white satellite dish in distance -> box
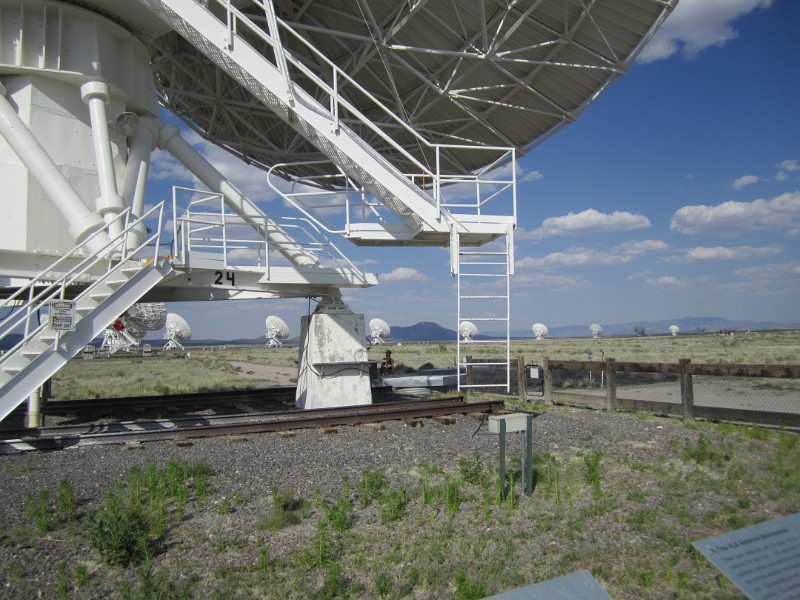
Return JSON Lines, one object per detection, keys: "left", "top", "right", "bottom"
{"left": 459, "top": 321, "right": 478, "bottom": 342}
{"left": 266, "top": 315, "right": 290, "bottom": 348}
{"left": 532, "top": 323, "right": 548, "bottom": 340}
{"left": 589, "top": 324, "right": 603, "bottom": 339}
{"left": 669, "top": 325, "right": 680, "bottom": 336}
{"left": 369, "top": 318, "right": 390, "bottom": 345}
{"left": 164, "top": 313, "right": 192, "bottom": 350}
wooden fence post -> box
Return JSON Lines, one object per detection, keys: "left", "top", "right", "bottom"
{"left": 543, "top": 356, "right": 552, "bottom": 404}
{"left": 680, "top": 358, "right": 694, "bottom": 420}
{"left": 605, "top": 358, "right": 617, "bottom": 411}
{"left": 517, "top": 355, "right": 526, "bottom": 403}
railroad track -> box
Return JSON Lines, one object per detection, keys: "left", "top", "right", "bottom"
{"left": 1, "top": 397, "right": 504, "bottom": 454}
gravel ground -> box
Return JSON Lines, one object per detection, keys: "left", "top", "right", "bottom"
{"left": 0, "top": 405, "right": 785, "bottom": 599}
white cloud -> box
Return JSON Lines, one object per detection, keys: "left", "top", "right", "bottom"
{"left": 379, "top": 267, "right": 429, "bottom": 282}
{"left": 733, "top": 175, "right": 759, "bottom": 190}
{"left": 667, "top": 245, "right": 783, "bottom": 263}
{"left": 670, "top": 191, "right": 800, "bottom": 235}
{"left": 516, "top": 239, "right": 667, "bottom": 271}
{"left": 521, "top": 209, "right": 651, "bottom": 240}
{"left": 513, "top": 273, "right": 589, "bottom": 291}
{"left": 645, "top": 275, "right": 690, "bottom": 290}
{"left": 777, "top": 159, "right": 800, "bottom": 182}
{"left": 520, "top": 170, "right": 544, "bottom": 183}
{"left": 639, "top": 0, "right": 773, "bottom": 63}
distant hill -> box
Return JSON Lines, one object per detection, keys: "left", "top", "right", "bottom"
{"left": 507, "top": 316, "right": 800, "bottom": 339}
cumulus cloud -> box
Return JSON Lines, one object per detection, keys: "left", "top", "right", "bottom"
{"left": 670, "top": 191, "right": 800, "bottom": 235}
{"left": 513, "top": 273, "right": 590, "bottom": 291}
{"left": 521, "top": 209, "right": 651, "bottom": 240}
{"left": 639, "top": 0, "right": 773, "bottom": 63}
{"left": 379, "top": 267, "right": 429, "bottom": 282}
{"left": 645, "top": 275, "right": 690, "bottom": 290}
{"left": 666, "top": 245, "right": 783, "bottom": 263}
{"left": 733, "top": 175, "right": 759, "bottom": 190}
{"left": 520, "top": 169, "right": 544, "bottom": 183}
{"left": 516, "top": 239, "right": 667, "bottom": 271}
{"left": 777, "top": 159, "right": 800, "bottom": 182}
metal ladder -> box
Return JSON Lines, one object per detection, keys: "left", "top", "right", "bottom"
{"left": 455, "top": 227, "right": 514, "bottom": 393}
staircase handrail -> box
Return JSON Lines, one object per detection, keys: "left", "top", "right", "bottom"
{"left": 0, "top": 203, "right": 165, "bottom": 361}
{"left": 204, "top": 0, "right": 516, "bottom": 215}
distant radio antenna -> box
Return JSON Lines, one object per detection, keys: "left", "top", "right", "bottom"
{"left": 532, "top": 323, "right": 548, "bottom": 340}
{"left": 589, "top": 324, "right": 603, "bottom": 339}
{"left": 669, "top": 325, "right": 680, "bottom": 336}
{"left": 265, "top": 315, "right": 290, "bottom": 348}
{"left": 164, "top": 313, "right": 192, "bottom": 350}
{"left": 369, "top": 318, "right": 390, "bottom": 345}
{"left": 459, "top": 321, "right": 478, "bottom": 342}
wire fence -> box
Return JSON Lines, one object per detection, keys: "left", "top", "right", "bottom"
{"left": 468, "top": 356, "right": 800, "bottom": 429}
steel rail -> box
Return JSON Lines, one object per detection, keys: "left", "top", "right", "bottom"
{"left": 1, "top": 398, "right": 503, "bottom": 453}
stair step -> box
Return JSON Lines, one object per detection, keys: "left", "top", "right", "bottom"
{"left": 90, "top": 292, "right": 111, "bottom": 302}
{"left": 21, "top": 350, "right": 41, "bottom": 358}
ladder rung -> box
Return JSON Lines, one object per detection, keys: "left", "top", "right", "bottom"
{"left": 459, "top": 251, "right": 508, "bottom": 256}
{"left": 460, "top": 384, "right": 511, "bottom": 389}
{"left": 459, "top": 273, "right": 506, "bottom": 278}
{"left": 460, "top": 295, "right": 508, "bottom": 299}
{"left": 463, "top": 361, "right": 510, "bottom": 367}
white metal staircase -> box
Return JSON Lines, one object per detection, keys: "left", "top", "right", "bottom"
{"left": 0, "top": 204, "right": 173, "bottom": 423}
{"left": 138, "top": 0, "right": 516, "bottom": 247}
{"left": 455, "top": 229, "right": 514, "bottom": 392}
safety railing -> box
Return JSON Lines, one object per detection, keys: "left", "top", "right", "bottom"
{"left": 171, "top": 187, "right": 367, "bottom": 278}
{"left": 0, "top": 203, "right": 166, "bottom": 361}
{"left": 206, "top": 0, "right": 517, "bottom": 224}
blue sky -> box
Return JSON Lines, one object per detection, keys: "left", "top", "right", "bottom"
{"left": 148, "top": 0, "right": 800, "bottom": 341}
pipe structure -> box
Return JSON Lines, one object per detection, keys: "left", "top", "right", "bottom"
{"left": 0, "top": 83, "right": 110, "bottom": 254}
{"left": 157, "top": 123, "right": 319, "bottom": 268}
{"left": 121, "top": 117, "right": 160, "bottom": 249}
{"left": 81, "top": 81, "right": 126, "bottom": 238}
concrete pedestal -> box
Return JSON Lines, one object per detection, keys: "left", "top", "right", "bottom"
{"left": 295, "top": 302, "right": 372, "bottom": 409}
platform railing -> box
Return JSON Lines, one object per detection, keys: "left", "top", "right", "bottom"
{"left": 171, "top": 187, "right": 367, "bottom": 278}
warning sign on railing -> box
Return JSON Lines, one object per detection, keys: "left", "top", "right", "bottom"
{"left": 49, "top": 300, "right": 76, "bottom": 331}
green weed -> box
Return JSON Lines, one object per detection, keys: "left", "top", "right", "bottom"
{"left": 584, "top": 451, "right": 603, "bottom": 499}
{"left": 323, "top": 478, "right": 354, "bottom": 532}
{"left": 259, "top": 488, "right": 306, "bottom": 530}
{"left": 24, "top": 490, "right": 55, "bottom": 533}
{"left": 84, "top": 487, "right": 151, "bottom": 566}
{"left": 453, "top": 569, "right": 488, "bottom": 600}
{"left": 379, "top": 486, "right": 410, "bottom": 523}
{"left": 356, "top": 469, "right": 386, "bottom": 508}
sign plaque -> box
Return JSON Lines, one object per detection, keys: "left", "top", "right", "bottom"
{"left": 693, "top": 512, "right": 800, "bottom": 600}
{"left": 49, "top": 299, "right": 76, "bottom": 332}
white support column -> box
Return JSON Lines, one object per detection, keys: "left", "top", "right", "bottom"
{"left": 157, "top": 122, "right": 319, "bottom": 268}
{"left": 81, "top": 81, "right": 126, "bottom": 238}
{"left": 0, "top": 83, "right": 110, "bottom": 254}
{"left": 121, "top": 117, "right": 159, "bottom": 249}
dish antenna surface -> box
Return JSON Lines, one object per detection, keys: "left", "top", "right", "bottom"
{"left": 164, "top": 313, "right": 192, "bottom": 350}
{"left": 669, "top": 325, "right": 680, "bottom": 336}
{"left": 532, "top": 323, "right": 549, "bottom": 340}
{"left": 459, "top": 321, "right": 478, "bottom": 342}
{"left": 589, "top": 324, "right": 603, "bottom": 339}
{"left": 126, "top": 303, "right": 168, "bottom": 333}
{"left": 265, "top": 316, "right": 290, "bottom": 348}
{"left": 369, "top": 318, "right": 391, "bottom": 345}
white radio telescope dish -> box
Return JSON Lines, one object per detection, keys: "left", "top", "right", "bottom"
{"left": 100, "top": 318, "right": 138, "bottom": 354}
{"left": 265, "top": 316, "right": 290, "bottom": 348}
{"left": 369, "top": 318, "right": 391, "bottom": 345}
{"left": 589, "top": 324, "right": 603, "bottom": 339}
{"left": 164, "top": 313, "right": 192, "bottom": 350}
{"left": 669, "top": 325, "right": 680, "bottom": 336}
{"left": 125, "top": 303, "right": 167, "bottom": 332}
{"left": 459, "top": 321, "right": 478, "bottom": 342}
{"left": 532, "top": 323, "right": 549, "bottom": 340}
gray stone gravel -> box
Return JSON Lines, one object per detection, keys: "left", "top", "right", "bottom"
{"left": 0, "top": 408, "right": 689, "bottom": 598}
